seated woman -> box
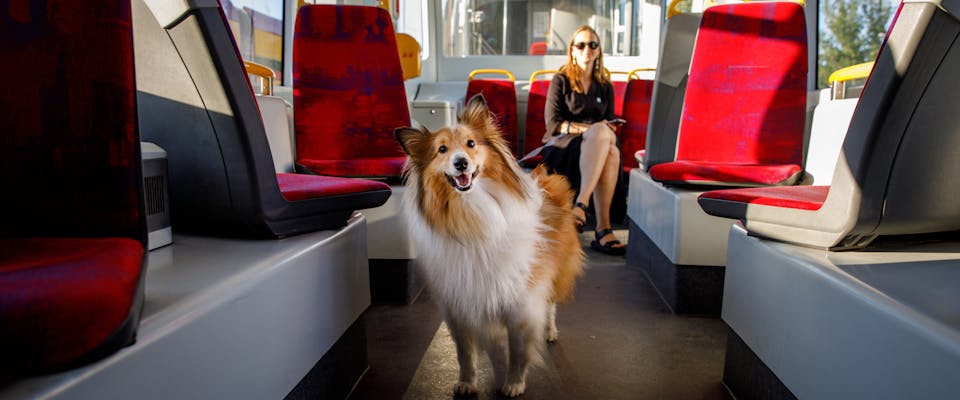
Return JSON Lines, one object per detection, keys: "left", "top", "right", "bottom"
{"left": 541, "top": 25, "right": 626, "bottom": 256}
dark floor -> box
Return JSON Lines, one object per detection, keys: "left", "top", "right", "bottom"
{"left": 348, "top": 230, "right": 732, "bottom": 400}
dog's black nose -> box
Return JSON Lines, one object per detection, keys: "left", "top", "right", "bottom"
{"left": 454, "top": 157, "right": 468, "bottom": 172}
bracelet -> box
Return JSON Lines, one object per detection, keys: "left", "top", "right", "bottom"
{"left": 565, "top": 122, "right": 571, "bottom": 135}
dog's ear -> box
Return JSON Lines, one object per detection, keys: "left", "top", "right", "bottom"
{"left": 395, "top": 127, "right": 429, "bottom": 156}
{"left": 460, "top": 94, "right": 492, "bottom": 129}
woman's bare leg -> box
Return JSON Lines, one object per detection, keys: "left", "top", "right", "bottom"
{"left": 592, "top": 142, "right": 624, "bottom": 248}
{"left": 575, "top": 124, "right": 615, "bottom": 208}
{"left": 574, "top": 124, "right": 624, "bottom": 247}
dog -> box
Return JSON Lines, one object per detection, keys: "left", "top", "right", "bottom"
{"left": 394, "top": 95, "right": 585, "bottom": 397}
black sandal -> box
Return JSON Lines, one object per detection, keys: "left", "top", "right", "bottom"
{"left": 573, "top": 202, "right": 589, "bottom": 233}
{"left": 591, "top": 228, "right": 626, "bottom": 256}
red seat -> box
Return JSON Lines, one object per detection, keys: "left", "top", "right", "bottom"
{"left": 136, "top": 3, "right": 392, "bottom": 238}
{"left": 612, "top": 81, "right": 628, "bottom": 119}
{"left": 294, "top": 5, "right": 411, "bottom": 178}
{"left": 0, "top": 0, "right": 146, "bottom": 374}
{"left": 648, "top": 2, "right": 807, "bottom": 187}
{"left": 466, "top": 69, "right": 519, "bottom": 155}
{"left": 698, "top": 2, "right": 960, "bottom": 249}
{"left": 619, "top": 77, "right": 655, "bottom": 171}
{"left": 521, "top": 70, "right": 556, "bottom": 165}
{"left": 529, "top": 41, "right": 547, "bottom": 55}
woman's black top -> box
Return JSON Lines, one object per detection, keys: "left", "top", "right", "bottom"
{"left": 543, "top": 72, "right": 615, "bottom": 143}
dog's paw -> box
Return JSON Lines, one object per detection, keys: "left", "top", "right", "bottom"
{"left": 453, "top": 381, "right": 478, "bottom": 395}
{"left": 501, "top": 382, "right": 526, "bottom": 397}
{"left": 546, "top": 327, "right": 559, "bottom": 343}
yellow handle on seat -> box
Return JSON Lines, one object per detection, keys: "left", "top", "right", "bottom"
{"left": 608, "top": 70, "right": 630, "bottom": 81}
{"left": 828, "top": 61, "right": 874, "bottom": 84}
{"left": 244, "top": 60, "right": 275, "bottom": 96}
{"left": 667, "top": 0, "right": 687, "bottom": 19}
{"left": 670, "top": 0, "right": 805, "bottom": 19}
{"left": 628, "top": 68, "right": 656, "bottom": 81}
{"left": 468, "top": 69, "right": 515, "bottom": 81}
{"left": 529, "top": 69, "right": 557, "bottom": 82}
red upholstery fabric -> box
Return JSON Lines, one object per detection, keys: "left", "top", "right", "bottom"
{"left": 612, "top": 80, "right": 628, "bottom": 118}
{"left": 0, "top": 238, "right": 143, "bottom": 372}
{"left": 529, "top": 42, "right": 547, "bottom": 55}
{"left": 277, "top": 173, "right": 391, "bottom": 202}
{"left": 0, "top": 0, "right": 145, "bottom": 374}
{"left": 660, "top": 2, "right": 807, "bottom": 186}
{"left": 523, "top": 79, "right": 552, "bottom": 156}
{"left": 297, "top": 157, "right": 407, "bottom": 178}
{"left": 699, "top": 186, "right": 829, "bottom": 211}
{"left": 293, "top": 5, "right": 410, "bottom": 178}
{"left": 649, "top": 161, "right": 802, "bottom": 186}
{"left": 1, "top": 0, "right": 142, "bottom": 239}
{"left": 466, "top": 79, "right": 518, "bottom": 155}
{"left": 620, "top": 79, "right": 654, "bottom": 171}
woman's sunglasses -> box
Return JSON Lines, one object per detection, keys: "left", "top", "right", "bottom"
{"left": 574, "top": 41, "right": 600, "bottom": 50}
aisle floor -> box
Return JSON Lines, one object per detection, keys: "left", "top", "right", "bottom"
{"left": 349, "top": 230, "right": 731, "bottom": 400}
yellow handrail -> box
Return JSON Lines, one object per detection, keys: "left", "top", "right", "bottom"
{"left": 666, "top": 0, "right": 687, "bottom": 19}
{"left": 628, "top": 68, "right": 656, "bottom": 81}
{"left": 669, "top": 0, "right": 804, "bottom": 19}
{"left": 528, "top": 69, "right": 557, "bottom": 82}
{"left": 243, "top": 60, "right": 275, "bottom": 96}
{"left": 608, "top": 70, "right": 630, "bottom": 81}
{"left": 828, "top": 61, "right": 874, "bottom": 84}
{"left": 468, "top": 69, "right": 515, "bottom": 81}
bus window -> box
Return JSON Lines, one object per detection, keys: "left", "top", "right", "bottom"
{"left": 441, "top": 0, "right": 649, "bottom": 57}
{"left": 224, "top": 0, "right": 285, "bottom": 83}
{"left": 399, "top": 0, "right": 431, "bottom": 61}
{"left": 817, "top": 0, "right": 895, "bottom": 88}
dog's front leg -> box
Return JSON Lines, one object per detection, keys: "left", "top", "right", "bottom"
{"left": 446, "top": 318, "right": 479, "bottom": 395}
{"left": 502, "top": 323, "right": 533, "bottom": 397}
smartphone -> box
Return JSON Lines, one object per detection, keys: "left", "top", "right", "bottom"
{"left": 609, "top": 118, "right": 627, "bottom": 126}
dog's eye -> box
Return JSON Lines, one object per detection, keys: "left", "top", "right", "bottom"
{"left": 438, "top": 145, "right": 447, "bottom": 154}
{"left": 466, "top": 140, "right": 476, "bottom": 148}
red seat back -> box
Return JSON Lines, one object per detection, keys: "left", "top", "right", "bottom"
{"left": 466, "top": 79, "right": 518, "bottom": 155}
{"left": 676, "top": 2, "right": 807, "bottom": 166}
{"left": 1, "top": 0, "right": 144, "bottom": 240}
{"left": 293, "top": 5, "right": 410, "bottom": 177}
{"left": 620, "top": 79, "right": 655, "bottom": 171}
{"left": 524, "top": 77, "right": 554, "bottom": 156}
{"left": 612, "top": 80, "right": 628, "bottom": 118}
{"left": 0, "top": 0, "right": 146, "bottom": 374}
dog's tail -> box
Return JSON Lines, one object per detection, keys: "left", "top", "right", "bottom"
{"left": 531, "top": 165, "right": 586, "bottom": 303}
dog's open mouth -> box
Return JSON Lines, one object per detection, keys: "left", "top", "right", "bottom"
{"left": 447, "top": 170, "right": 479, "bottom": 191}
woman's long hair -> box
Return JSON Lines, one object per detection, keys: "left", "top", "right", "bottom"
{"left": 560, "top": 25, "right": 608, "bottom": 93}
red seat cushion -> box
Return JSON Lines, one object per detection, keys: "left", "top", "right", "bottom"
{"left": 620, "top": 79, "right": 654, "bottom": 171}
{"left": 612, "top": 80, "right": 628, "bottom": 118}
{"left": 276, "top": 173, "right": 392, "bottom": 202}
{"left": 665, "top": 2, "right": 807, "bottom": 186}
{"left": 523, "top": 79, "right": 552, "bottom": 156}
{"left": 296, "top": 157, "right": 406, "bottom": 179}
{"left": 466, "top": 79, "right": 518, "bottom": 154}
{"left": 699, "top": 185, "right": 829, "bottom": 211}
{"left": 0, "top": 238, "right": 144, "bottom": 372}
{"left": 293, "top": 5, "right": 410, "bottom": 178}
{"left": 648, "top": 161, "right": 802, "bottom": 186}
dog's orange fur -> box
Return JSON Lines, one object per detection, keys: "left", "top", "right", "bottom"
{"left": 396, "top": 96, "right": 584, "bottom": 397}
{"left": 529, "top": 165, "right": 584, "bottom": 303}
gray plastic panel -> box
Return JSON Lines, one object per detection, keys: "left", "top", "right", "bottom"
{"left": 643, "top": 13, "right": 700, "bottom": 169}
{"left": 723, "top": 224, "right": 960, "bottom": 400}
{"left": 1, "top": 216, "right": 372, "bottom": 399}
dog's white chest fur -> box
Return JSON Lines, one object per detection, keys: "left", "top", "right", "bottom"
{"left": 403, "top": 174, "right": 547, "bottom": 326}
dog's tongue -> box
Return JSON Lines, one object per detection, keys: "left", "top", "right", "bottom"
{"left": 455, "top": 173, "right": 472, "bottom": 188}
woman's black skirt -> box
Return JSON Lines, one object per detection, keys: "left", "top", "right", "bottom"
{"left": 540, "top": 136, "right": 627, "bottom": 223}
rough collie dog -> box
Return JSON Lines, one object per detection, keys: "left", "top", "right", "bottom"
{"left": 395, "top": 95, "right": 585, "bottom": 397}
